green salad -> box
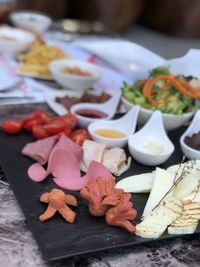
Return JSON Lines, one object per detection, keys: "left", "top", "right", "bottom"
{"left": 122, "top": 67, "right": 198, "bottom": 115}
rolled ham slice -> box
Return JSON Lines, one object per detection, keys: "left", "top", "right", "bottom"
{"left": 27, "top": 135, "right": 83, "bottom": 182}
{"left": 22, "top": 135, "right": 58, "bottom": 165}
{"left": 55, "top": 135, "right": 83, "bottom": 161}
{"left": 28, "top": 146, "right": 112, "bottom": 190}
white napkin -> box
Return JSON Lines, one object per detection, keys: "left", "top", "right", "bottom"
{"left": 164, "top": 49, "right": 200, "bottom": 79}
{"left": 75, "top": 39, "right": 166, "bottom": 81}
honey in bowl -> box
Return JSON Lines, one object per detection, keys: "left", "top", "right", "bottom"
{"left": 94, "top": 129, "right": 126, "bottom": 139}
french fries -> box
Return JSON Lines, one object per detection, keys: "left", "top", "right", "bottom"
{"left": 17, "top": 41, "right": 68, "bottom": 77}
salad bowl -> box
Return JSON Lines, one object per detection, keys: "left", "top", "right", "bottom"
{"left": 122, "top": 66, "right": 197, "bottom": 131}
{"left": 122, "top": 97, "right": 194, "bottom": 131}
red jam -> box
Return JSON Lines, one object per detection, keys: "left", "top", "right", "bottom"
{"left": 75, "top": 109, "right": 108, "bottom": 119}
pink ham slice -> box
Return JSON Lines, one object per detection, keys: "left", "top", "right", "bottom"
{"left": 55, "top": 135, "right": 83, "bottom": 161}
{"left": 28, "top": 145, "right": 112, "bottom": 190}
{"left": 28, "top": 135, "right": 83, "bottom": 182}
{"left": 22, "top": 135, "right": 58, "bottom": 165}
{"left": 53, "top": 160, "right": 112, "bottom": 190}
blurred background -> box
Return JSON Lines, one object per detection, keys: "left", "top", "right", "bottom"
{"left": 1, "top": 0, "right": 200, "bottom": 58}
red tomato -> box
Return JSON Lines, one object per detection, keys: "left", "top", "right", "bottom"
{"left": 59, "top": 127, "right": 72, "bottom": 137}
{"left": 71, "top": 129, "right": 90, "bottom": 146}
{"left": 32, "top": 125, "right": 48, "bottom": 139}
{"left": 33, "top": 109, "right": 50, "bottom": 123}
{"left": 22, "top": 113, "right": 36, "bottom": 125}
{"left": 2, "top": 119, "right": 23, "bottom": 134}
{"left": 23, "top": 109, "right": 50, "bottom": 125}
{"left": 43, "top": 119, "right": 66, "bottom": 135}
{"left": 23, "top": 118, "right": 44, "bottom": 132}
{"left": 61, "top": 113, "right": 77, "bottom": 129}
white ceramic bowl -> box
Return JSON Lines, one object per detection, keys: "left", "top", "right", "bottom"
{"left": 122, "top": 97, "right": 194, "bottom": 131}
{"left": 0, "top": 26, "right": 36, "bottom": 55}
{"left": 88, "top": 106, "right": 140, "bottom": 148}
{"left": 10, "top": 11, "right": 52, "bottom": 34}
{"left": 128, "top": 111, "right": 175, "bottom": 166}
{"left": 49, "top": 59, "right": 102, "bottom": 91}
{"left": 70, "top": 91, "right": 121, "bottom": 128}
{"left": 180, "top": 110, "right": 200, "bottom": 160}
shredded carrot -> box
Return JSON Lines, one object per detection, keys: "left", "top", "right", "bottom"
{"left": 142, "top": 74, "right": 200, "bottom": 105}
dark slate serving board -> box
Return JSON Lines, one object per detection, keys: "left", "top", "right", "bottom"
{"left": 0, "top": 127, "right": 199, "bottom": 261}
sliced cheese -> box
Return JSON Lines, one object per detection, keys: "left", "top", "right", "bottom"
{"left": 168, "top": 200, "right": 200, "bottom": 235}
{"left": 142, "top": 168, "right": 175, "bottom": 219}
{"left": 116, "top": 172, "right": 154, "bottom": 193}
{"left": 183, "top": 190, "right": 200, "bottom": 203}
{"left": 173, "top": 174, "right": 198, "bottom": 199}
{"left": 168, "top": 222, "right": 198, "bottom": 235}
{"left": 136, "top": 196, "right": 182, "bottom": 239}
{"left": 167, "top": 160, "right": 200, "bottom": 181}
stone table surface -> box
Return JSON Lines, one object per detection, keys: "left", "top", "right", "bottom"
{"left": 0, "top": 105, "right": 200, "bottom": 267}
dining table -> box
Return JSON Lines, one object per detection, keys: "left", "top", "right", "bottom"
{"left": 0, "top": 23, "right": 200, "bottom": 267}
{"left": 0, "top": 104, "right": 200, "bottom": 267}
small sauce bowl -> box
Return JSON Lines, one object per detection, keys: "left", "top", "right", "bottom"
{"left": 70, "top": 91, "right": 121, "bottom": 128}
{"left": 128, "top": 111, "right": 174, "bottom": 166}
{"left": 88, "top": 106, "right": 140, "bottom": 148}
{"left": 180, "top": 110, "right": 200, "bottom": 160}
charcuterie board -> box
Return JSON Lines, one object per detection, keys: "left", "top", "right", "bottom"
{"left": 0, "top": 122, "right": 199, "bottom": 261}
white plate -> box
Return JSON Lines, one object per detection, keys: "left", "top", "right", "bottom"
{"left": 45, "top": 89, "right": 83, "bottom": 115}
{"left": 0, "top": 77, "right": 21, "bottom": 91}
{"left": 0, "top": 57, "right": 22, "bottom": 91}
{"left": 77, "top": 39, "right": 165, "bottom": 81}
{"left": 17, "top": 69, "right": 54, "bottom": 81}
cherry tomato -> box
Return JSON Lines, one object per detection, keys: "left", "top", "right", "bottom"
{"left": 22, "top": 112, "right": 36, "bottom": 125}
{"left": 43, "top": 119, "right": 66, "bottom": 135}
{"left": 33, "top": 109, "right": 50, "bottom": 123}
{"left": 59, "top": 127, "right": 72, "bottom": 137}
{"left": 71, "top": 129, "right": 90, "bottom": 146}
{"left": 23, "top": 118, "right": 44, "bottom": 132}
{"left": 61, "top": 113, "right": 77, "bottom": 129}
{"left": 32, "top": 125, "right": 48, "bottom": 139}
{"left": 23, "top": 109, "right": 49, "bottom": 125}
{"left": 2, "top": 119, "right": 23, "bottom": 134}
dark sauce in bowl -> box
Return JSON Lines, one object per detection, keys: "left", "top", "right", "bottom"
{"left": 75, "top": 108, "right": 108, "bottom": 119}
{"left": 184, "top": 131, "right": 200, "bottom": 151}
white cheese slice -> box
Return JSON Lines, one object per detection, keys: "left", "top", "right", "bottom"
{"left": 116, "top": 172, "right": 154, "bottom": 193}
{"left": 173, "top": 174, "right": 198, "bottom": 199}
{"left": 167, "top": 160, "right": 200, "bottom": 181}
{"left": 136, "top": 196, "right": 182, "bottom": 239}
{"left": 183, "top": 190, "right": 200, "bottom": 203}
{"left": 168, "top": 200, "right": 200, "bottom": 235}
{"left": 142, "top": 168, "right": 175, "bottom": 219}
{"left": 168, "top": 222, "right": 198, "bottom": 235}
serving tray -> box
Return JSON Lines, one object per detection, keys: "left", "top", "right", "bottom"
{"left": 0, "top": 126, "right": 199, "bottom": 261}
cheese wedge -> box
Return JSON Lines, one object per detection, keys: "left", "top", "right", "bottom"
{"left": 116, "top": 172, "right": 154, "bottom": 193}
{"left": 168, "top": 200, "right": 200, "bottom": 235}
{"left": 142, "top": 168, "right": 175, "bottom": 219}
{"left": 136, "top": 196, "right": 182, "bottom": 239}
